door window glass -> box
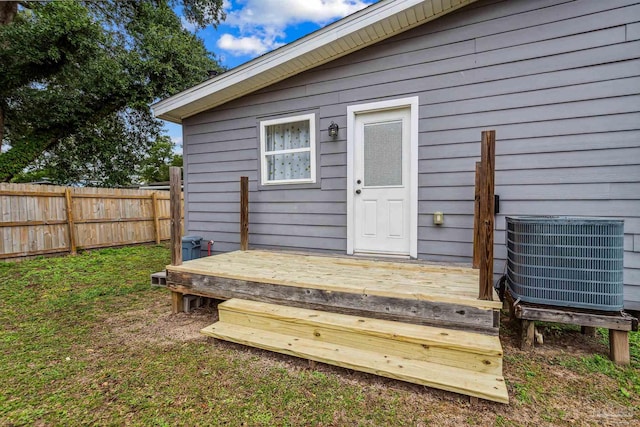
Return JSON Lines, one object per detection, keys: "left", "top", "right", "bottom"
{"left": 363, "top": 120, "right": 402, "bottom": 186}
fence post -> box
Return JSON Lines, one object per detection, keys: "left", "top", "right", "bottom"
{"left": 240, "top": 176, "right": 249, "bottom": 251}
{"left": 64, "top": 188, "right": 77, "bottom": 255}
{"left": 151, "top": 192, "right": 161, "bottom": 244}
{"left": 479, "top": 130, "right": 495, "bottom": 301}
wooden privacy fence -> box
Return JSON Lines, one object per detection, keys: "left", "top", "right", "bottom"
{"left": 0, "top": 183, "right": 182, "bottom": 260}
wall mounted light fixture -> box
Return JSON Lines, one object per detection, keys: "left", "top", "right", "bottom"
{"left": 433, "top": 211, "right": 444, "bottom": 225}
{"left": 328, "top": 121, "right": 339, "bottom": 138}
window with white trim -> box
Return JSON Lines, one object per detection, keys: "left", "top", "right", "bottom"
{"left": 260, "top": 114, "right": 316, "bottom": 185}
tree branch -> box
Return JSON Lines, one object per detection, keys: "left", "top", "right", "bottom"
{"left": 0, "top": 135, "right": 57, "bottom": 182}
{"left": 0, "top": 2, "right": 18, "bottom": 25}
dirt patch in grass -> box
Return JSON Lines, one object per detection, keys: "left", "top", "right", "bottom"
{"left": 99, "top": 297, "right": 219, "bottom": 348}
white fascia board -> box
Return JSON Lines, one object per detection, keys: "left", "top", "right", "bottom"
{"left": 153, "top": 0, "right": 476, "bottom": 123}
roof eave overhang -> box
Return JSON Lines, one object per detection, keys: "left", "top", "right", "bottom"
{"left": 153, "top": 0, "right": 477, "bottom": 124}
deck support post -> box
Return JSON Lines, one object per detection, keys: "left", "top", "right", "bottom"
{"left": 609, "top": 330, "right": 630, "bottom": 365}
{"left": 478, "top": 131, "right": 495, "bottom": 300}
{"left": 169, "top": 167, "right": 183, "bottom": 314}
{"left": 170, "top": 166, "right": 182, "bottom": 266}
{"left": 472, "top": 161, "right": 481, "bottom": 269}
{"left": 240, "top": 176, "right": 249, "bottom": 251}
{"left": 520, "top": 319, "right": 535, "bottom": 350}
{"left": 171, "top": 291, "right": 184, "bottom": 314}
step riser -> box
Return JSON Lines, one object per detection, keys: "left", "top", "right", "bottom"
{"left": 219, "top": 300, "right": 501, "bottom": 353}
{"left": 219, "top": 308, "right": 502, "bottom": 375}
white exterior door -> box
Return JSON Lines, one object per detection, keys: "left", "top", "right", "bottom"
{"left": 353, "top": 108, "right": 411, "bottom": 256}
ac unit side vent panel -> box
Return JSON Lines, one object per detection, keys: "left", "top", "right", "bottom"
{"left": 506, "top": 216, "right": 624, "bottom": 311}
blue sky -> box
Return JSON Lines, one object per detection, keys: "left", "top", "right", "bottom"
{"left": 164, "top": 0, "right": 376, "bottom": 153}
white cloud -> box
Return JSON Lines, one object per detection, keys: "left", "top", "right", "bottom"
{"left": 227, "top": 0, "right": 371, "bottom": 29}
{"left": 217, "top": 33, "right": 284, "bottom": 56}
{"left": 180, "top": 16, "right": 198, "bottom": 33}
{"left": 170, "top": 136, "right": 183, "bottom": 155}
{"left": 218, "top": 0, "right": 372, "bottom": 57}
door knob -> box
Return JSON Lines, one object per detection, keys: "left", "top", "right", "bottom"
{"left": 355, "top": 189, "right": 361, "bottom": 194}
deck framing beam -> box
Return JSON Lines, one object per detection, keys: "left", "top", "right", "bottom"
{"left": 513, "top": 303, "right": 638, "bottom": 331}
{"left": 166, "top": 270, "right": 500, "bottom": 334}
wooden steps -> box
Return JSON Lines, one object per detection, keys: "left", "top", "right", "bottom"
{"left": 201, "top": 299, "right": 509, "bottom": 403}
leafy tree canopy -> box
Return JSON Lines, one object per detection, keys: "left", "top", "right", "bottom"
{"left": 139, "top": 135, "right": 183, "bottom": 184}
{"left": 0, "top": 0, "right": 224, "bottom": 186}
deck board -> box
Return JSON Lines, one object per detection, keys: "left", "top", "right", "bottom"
{"left": 168, "top": 250, "right": 501, "bottom": 310}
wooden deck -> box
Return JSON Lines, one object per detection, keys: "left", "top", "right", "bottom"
{"left": 165, "top": 250, "right": 502, "bottom": 334}
{"left": 169, "top": 250, "right": 500, "bottom": 306}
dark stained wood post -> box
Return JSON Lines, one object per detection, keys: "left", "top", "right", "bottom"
{"left": 472, "top": 161, "right": 481, "bottom": 269}
{"left": 64, "top": 188, "right": 77, "bottom": 255}
{"left": 169, "top": 167, "right": 184, "bottom": 313}
{"left": 170, "top": 167, "right": 182, "bottom": 266}
{"left": 240, "top": 176, "right": 249, "bottom": 251}
{"left": 151, "top": 192, "right": 161, "bottom": 244}
{"left": 478, "top": 130, "right": 495, "bottom": 301}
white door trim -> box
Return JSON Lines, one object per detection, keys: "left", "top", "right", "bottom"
{"left": 346, "top": 96, "right": 419, "bottom": 258}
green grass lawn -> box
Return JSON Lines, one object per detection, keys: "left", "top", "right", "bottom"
{"left": 0, "top": 245, "right": 638, "bottom": 426}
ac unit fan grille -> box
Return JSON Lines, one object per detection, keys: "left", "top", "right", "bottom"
{"left": 506, "top": 216, "right": 624, "bottom": 311}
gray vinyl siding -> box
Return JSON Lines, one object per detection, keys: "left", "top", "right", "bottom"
{"left": 183, "top": 0, "right": 640, "bottom": 309}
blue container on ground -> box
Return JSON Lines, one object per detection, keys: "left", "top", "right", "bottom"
{"left": 182, "top": 235, "right": 203, "bottom": 261}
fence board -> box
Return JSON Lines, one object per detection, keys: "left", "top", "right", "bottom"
{"left": 0, "top": 183, "right": 182, "bottom": 260}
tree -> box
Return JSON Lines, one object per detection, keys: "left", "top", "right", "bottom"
{"left": 139, "top": 135, "right": 183, "bottom": 184}
{"left": 0, "top": 1, "right": 224, "bottom": 185}
{"left": 14, "top": 109, "right": 165, "bottom": 186}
